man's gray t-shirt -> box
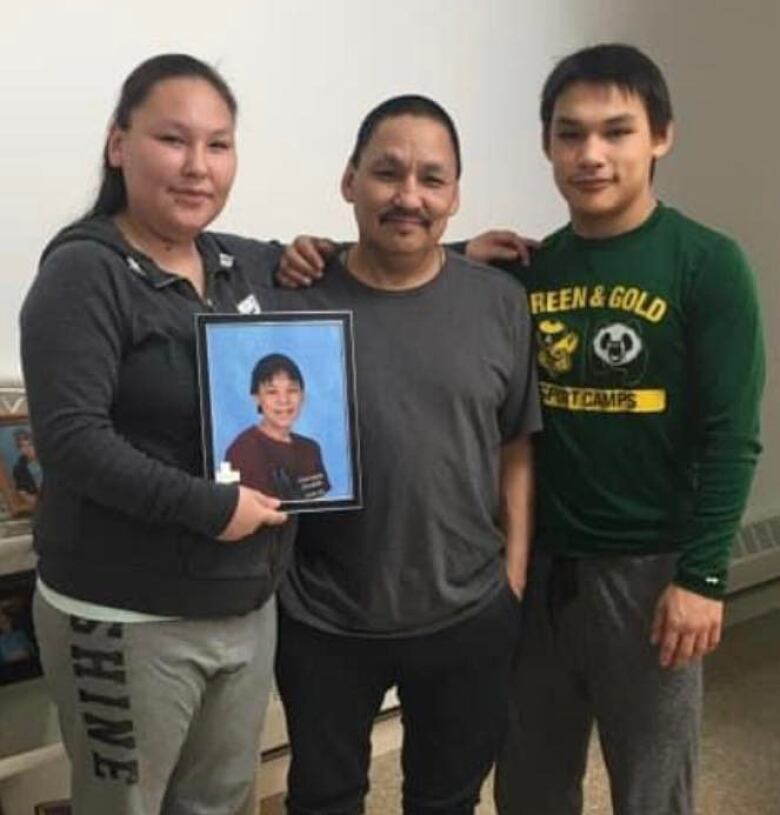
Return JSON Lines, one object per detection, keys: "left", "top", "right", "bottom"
{"left": 276, "top": 251, "right": 542, "bottom": 637}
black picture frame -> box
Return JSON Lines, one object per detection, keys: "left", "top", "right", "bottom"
{"left": 196, "top": 311, "right": 361, "bottom": 513}
{"left": 0, "top": 569, "right": 42, "bottom": 686}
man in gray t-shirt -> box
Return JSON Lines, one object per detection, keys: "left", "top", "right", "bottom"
{"left": 274, "top": 94, "right": 541, "bottom": 815}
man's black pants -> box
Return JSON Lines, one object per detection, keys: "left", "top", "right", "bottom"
{"left": 276, "top": 586, "right": 523, "bottom": 815}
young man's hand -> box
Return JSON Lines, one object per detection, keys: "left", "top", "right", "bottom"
{"left": 651, "top": 584, "right": 724, "bottom": 668}
{"left": 465, "top": 230, "right": 540, "bottom": 267}
{"left": 276, "top": 236, "right": 338, "bottom": 288}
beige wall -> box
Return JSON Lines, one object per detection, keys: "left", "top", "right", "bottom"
{"left": 0, "top": 0, "right": 577, "bottom": 380}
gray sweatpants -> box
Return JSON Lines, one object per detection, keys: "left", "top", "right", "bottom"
{"left": 494, "top": 552, "right": 701, "bottom": 815}
{"left": 33, "top": 590, "right": 277, "bottom": 815}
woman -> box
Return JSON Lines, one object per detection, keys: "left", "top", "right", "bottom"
{"left": 21, "top": 54, "right": 291, "bottom": 814}
{"left": 226, "top": 353, "right": 331, "bottom": 502}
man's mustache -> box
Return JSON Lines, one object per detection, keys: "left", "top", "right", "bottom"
{"left": 379, "top": 208, "right": 431, "bottom": 226}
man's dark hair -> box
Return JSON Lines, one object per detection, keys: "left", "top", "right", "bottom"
{"left": 250, "top": 354, "right": 304, "bottom": 410}
{"left": 88, "top": 53, "right": 237, "bottom": 218}
{"left": 350, "top": 94, "right": 462, "bottom": 179}
{"left": 540, "top": 44, "right": 673, "bottom": 147}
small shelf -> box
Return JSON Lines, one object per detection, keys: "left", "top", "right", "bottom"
{"left": 0, "top": 533, "right": 34, "bottom": 577}
{"left": 0, "top": 743, "right": 64, "bottom": 782}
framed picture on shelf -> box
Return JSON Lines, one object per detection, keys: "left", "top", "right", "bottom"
{"left": 0, "top": 569, "right": 41, "bottom": 686}
{"left": 0, "top": 413, "right": 40, "bottom": 518}
{"left": 196, "top": 311, "right": 361, "bottom": 513}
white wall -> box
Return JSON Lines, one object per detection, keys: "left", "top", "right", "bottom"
{"left": 2, "top": 0, "right": 777, "bottom": 520}
{"left": 1, "top": 0, "right": 578, "bottom": 382}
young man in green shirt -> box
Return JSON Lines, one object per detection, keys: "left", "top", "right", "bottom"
{"left": 468, "top": 43, "right": 764, "bottom": 815}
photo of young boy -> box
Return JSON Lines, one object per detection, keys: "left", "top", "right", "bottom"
{"left": 225, "top": 353, "right": 331, "bottom": 500}
{"left": 197, "top": 312, "right": 360, "bottom": 514}
{"left": 0, "top": 420, "right": 42, "bottom": 516}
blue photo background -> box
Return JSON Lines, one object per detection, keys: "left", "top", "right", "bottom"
{"left": 205, "top": 319, "right": 354, "bottom": 500}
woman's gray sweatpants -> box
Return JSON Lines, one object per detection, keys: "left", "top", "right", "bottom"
{"left": 494, "top": 552, "right": 701, "bottom": 815}
{"left": 33, "top": 590, "right": 277, "bottom": 815}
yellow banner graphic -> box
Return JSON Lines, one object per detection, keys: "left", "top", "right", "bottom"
{"left": 540, "top": 382, "right": 666, "bottom": 413}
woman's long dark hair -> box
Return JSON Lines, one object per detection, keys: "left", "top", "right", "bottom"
{"left": 87, "top": 54, "right": 238, "bottom": 218}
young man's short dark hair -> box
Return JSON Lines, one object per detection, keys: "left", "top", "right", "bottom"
{"left": 350, "top": 94, "right": 462, "bottom": 179}
{"left": 250, "top": 353, "right": 304, "bottom": 399}
{"left": 540, "top": 43, "right": 673, "bottom": 147}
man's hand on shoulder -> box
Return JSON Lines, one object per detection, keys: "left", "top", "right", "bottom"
{"left": 651, "top": 584, "right": 724, "bottom": 669}
{"left": 276, "top": 235, "right": 338, "bottom": 288}
{"left": 465, "top": 230, "right": 539, "bottom": 267}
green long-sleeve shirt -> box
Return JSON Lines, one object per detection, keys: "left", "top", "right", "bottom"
{"left": 510, "top": 204, "right": 764, "bottom": 598}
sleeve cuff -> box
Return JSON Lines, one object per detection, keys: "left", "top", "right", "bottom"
{"left": 673, "top": 570, "right": 727, "bottom": 600}
{"left": 184, "top": 480, "right": 240, "bottom": 538}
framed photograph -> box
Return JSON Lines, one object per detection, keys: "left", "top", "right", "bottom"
{"left": 0, "top": 569, "right": 41, "bottom": 685}
{"left": 0, "top": 415, "right": 41, "bottom": 518}
{"left": 196, "top": 312, "right": 361, "bottom": 513}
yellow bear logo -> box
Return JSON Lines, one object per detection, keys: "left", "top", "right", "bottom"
{"left": 537, "top": 319, "right": 579, "bottom": 377}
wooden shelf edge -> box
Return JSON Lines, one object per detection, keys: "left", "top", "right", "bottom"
{"left": 0, "top": 743, "right": 64, "bottom": 782}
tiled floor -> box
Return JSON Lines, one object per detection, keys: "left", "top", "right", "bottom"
{"left": 262, "top": 607, "right": 780, "bottom": 814}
